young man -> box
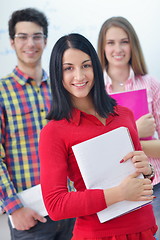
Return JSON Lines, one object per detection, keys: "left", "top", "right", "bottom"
{"left": 0, "top": 8, "right": 74, "bottom": 239}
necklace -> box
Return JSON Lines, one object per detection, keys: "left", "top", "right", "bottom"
{"left": 119, "top": 82, "right": 124, "bottom": 86}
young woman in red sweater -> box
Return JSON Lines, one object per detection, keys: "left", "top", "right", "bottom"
{"left": 39, "top": 33, "right": 157, "bottom": 239}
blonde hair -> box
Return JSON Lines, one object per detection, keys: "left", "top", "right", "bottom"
{"left": 97, "top": 16, "right": 148, "bottom": 75}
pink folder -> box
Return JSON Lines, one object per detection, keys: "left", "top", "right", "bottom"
{"left": 110, "top": 89, "right": 152, "bottom": 140}
{"left": 110, "top": 89, "right": 148, "bottom": 120}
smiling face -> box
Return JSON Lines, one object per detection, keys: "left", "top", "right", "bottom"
{"left": 10, "top": 21, "right": 47, "bottom": 71}
{"left": 62, "top": 48, "right": 94, "bottom": 105}
{"left": 104, "top": 26, "right": 131, "bottom": 68}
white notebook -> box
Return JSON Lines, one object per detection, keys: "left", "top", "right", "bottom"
{"left": 72, "top": 127, "right": 151, "bottom": 223}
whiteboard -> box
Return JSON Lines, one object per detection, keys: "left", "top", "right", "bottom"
{"left": 0, "top": 0, "right": 160, "bottom": 81}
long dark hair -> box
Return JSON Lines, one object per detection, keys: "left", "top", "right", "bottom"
{"left": 47, "top": 33, "right": 116, "bottom": 120}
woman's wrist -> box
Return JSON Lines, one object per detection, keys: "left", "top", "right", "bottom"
{"left": 103, "top": 186, "right": 123, "bottom": 206}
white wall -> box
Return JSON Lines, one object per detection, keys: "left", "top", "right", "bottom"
{"left": 0, "top": 0, "right": 160, "bottom": 81}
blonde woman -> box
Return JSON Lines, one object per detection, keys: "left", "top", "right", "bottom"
{"left": 97, "top": 16, "right": 160, "bottom": 239}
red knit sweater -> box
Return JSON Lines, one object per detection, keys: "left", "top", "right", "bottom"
{"left": 39, "top": 105, "right": 157, "bottom": 238}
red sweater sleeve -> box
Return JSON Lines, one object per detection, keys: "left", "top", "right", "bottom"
{"left": 39, "top": 121, "right": 107, "bottom": 221}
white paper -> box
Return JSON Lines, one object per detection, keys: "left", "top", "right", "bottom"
{"left": 72, "top": 127, "right": 151, "bottom": 223}
{"left": 9, "top": 184, "right": 48, "bottom": 228}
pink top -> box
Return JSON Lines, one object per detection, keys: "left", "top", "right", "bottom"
{"left": 39, "top": 105, "right": 157, "bottom": 239}
{"left": 104, "top": 69, "right": 160, "bottom": 185}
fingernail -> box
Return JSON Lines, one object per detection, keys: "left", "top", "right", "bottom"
{"left": 120, "top": 159, "right": 124, "bottom": 163}
{"left": 153, "top": 196, "right": 156, "bottom": 199}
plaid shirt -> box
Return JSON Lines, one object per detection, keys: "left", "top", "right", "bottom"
{"left": 0, "top": 67, "right": 51, "bottom": 214}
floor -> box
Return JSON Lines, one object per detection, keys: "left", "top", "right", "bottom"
{"left": 0, "top": 213, "right": 10, "bottom": 240}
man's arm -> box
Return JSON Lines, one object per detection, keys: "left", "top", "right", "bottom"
{"left": 0, "top": 103, "right": 23, "bottom": 214}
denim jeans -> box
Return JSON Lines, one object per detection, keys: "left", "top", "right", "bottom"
{"left": 8, "top": 216, "right": 75, "bottom": 240}
{"left": 152, "top": 182, "right": 160, "bottom": 239}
